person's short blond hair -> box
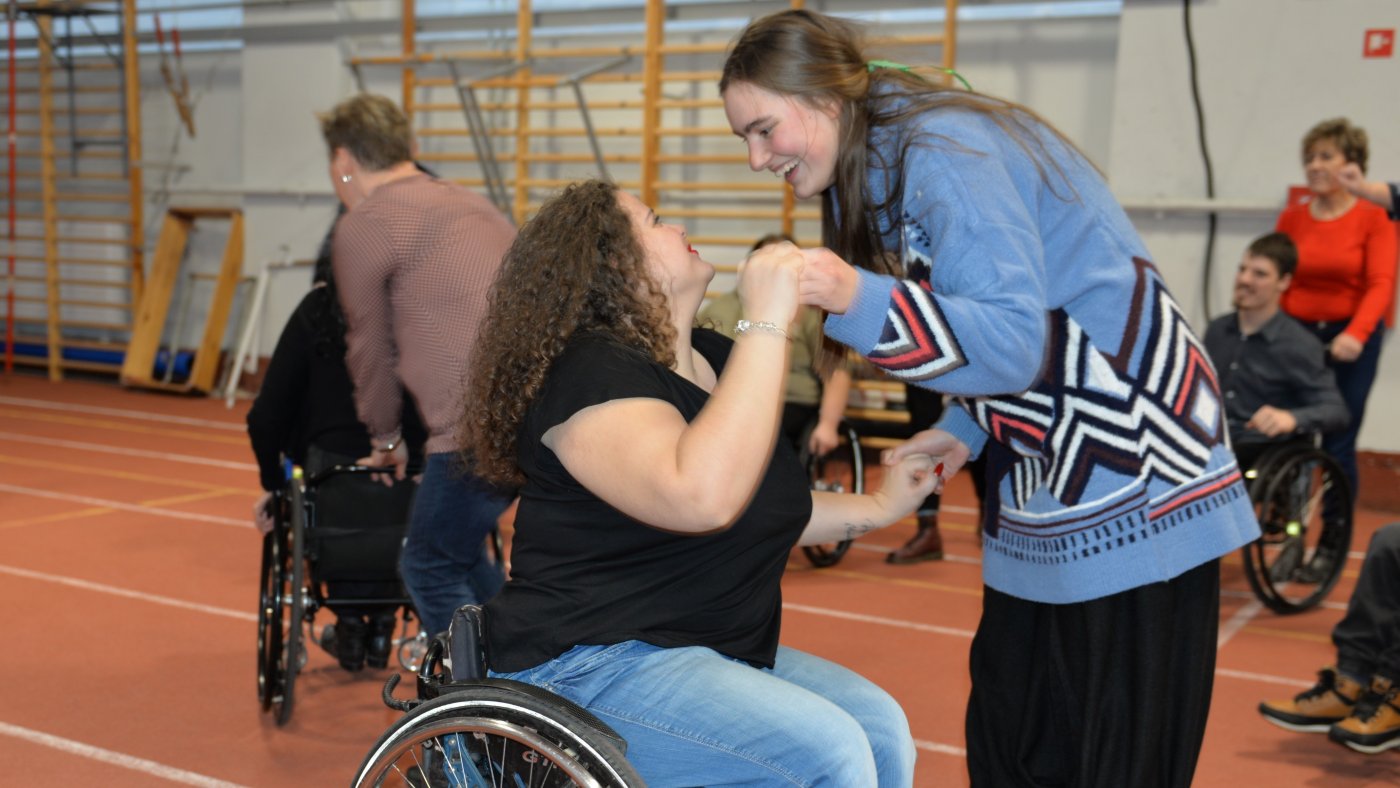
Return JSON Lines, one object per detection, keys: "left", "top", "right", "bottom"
{"left": 319, "top": 93, "right": 412, "bottom": 171}
{"left": 1302, "top": 117, "right": 1368, "bottom": 173}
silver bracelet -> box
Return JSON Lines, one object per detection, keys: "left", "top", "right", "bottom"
{"left": 735, "top": 319, "right": 789, "bottom": 339}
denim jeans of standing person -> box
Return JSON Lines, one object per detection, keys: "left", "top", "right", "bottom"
{"left": 1302, "top": 319, "right": 1385, "bottom": 500}
{"left": 400, "top": 452, "right": 510, "bottom": 636}
{"left": 493, "top": 640, "right": 916, "bottom": 787}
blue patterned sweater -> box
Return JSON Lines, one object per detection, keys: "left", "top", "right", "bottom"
{"left": 825, "top": 103, "right": 1260, "bottom": 604}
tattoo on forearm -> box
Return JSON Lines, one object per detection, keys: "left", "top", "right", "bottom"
{"left": 843, "top": 520, "right": 879, "bottom": 541}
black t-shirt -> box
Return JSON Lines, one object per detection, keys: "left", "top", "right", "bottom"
{"left": 485, "top": 329, "right": 813, "bottom": 673}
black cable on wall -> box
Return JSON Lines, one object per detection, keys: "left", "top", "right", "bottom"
{"left": 1183, "top": 0, "right": 1217, "bottom": 317}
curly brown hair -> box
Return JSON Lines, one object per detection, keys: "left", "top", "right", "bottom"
{"left": 461, "top": 179, "right": 678, "bottom": 487}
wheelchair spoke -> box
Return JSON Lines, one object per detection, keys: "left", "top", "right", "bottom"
{"left": 1242, "top": 448, "right": 1352, "bottom": 615}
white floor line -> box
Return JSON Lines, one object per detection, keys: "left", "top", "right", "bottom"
{"left": 1216, "top": 597, "right": 1262, "bottom": 648}
{"left": 913, "top": 738, "right": 967, "bottom": 758}
{"left": 0, "top": 564, "right": 255, "bottom": 622}
{"left": 782, "top": 601, "right": 977, "bottom": 639}
{"left": 0, "top": 721, "right": 250, "bottom": 787}
{"left": 1215, "top": 667, "right": 1317, "bottom": 690}
{"left": 0, "top": 395, "right": 245, "bottom": 431}
{"left": 0, "top": 483, "right": 250, "bottom": 529}
{"left": 0, "top": 432, "right": 257, "bottom": 472}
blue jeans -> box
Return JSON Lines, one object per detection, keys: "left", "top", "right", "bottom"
{"left": 494, "top": 641, "right": 915, "bottom": 787}
{"left": 400, "top": 452, "right": 509, "bottom": 636}
{"left": 1301, "top": 320, "right": 1386, "bottom": 500}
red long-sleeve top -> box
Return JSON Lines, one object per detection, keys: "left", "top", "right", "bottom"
{"left": 1276, "top": 199, "right": 1397, "bottom": 344}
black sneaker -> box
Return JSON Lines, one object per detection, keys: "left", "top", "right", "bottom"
{"left": 336, "top": 616, "right": 367, "bottom": 672}
{"left": 366, "top": 613, "right": 398, "bottom": 670}
{"left": 317, "top": 624, "right": 339, "bottom": 659}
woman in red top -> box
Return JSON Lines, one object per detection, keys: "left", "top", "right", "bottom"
{"left": 1275, "top": 117, "right": 1397, "bottom": 498}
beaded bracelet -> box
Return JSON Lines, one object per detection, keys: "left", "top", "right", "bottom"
{"left": 735, "top": 319, "right": 789, "bottom": 339}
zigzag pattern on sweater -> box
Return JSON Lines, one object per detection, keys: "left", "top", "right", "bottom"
{"left": 868, "top": 218, "right": 969, "bottom": 381}
{"left": 963, "top": 258, "right": 1228, "bottom": 513}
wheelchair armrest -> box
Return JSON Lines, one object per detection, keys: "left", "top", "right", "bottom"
{"left": 447, "top": 604, "right": 490, "bottom": 681}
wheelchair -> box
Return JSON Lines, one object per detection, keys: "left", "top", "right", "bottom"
{"left": 256, "top": 462, "right": 420, "bottom": 726}
{"left": 354, "top": 605, "right": 644, "bottom": 787}
{"left": 1236, "top": 438, "right": 1353, "bottom": 614}
{"left": 795, "top": 399, "right": 920, "bottom": 568}
{"left": 796, "top": 418, "right": 865, "bottom": 567}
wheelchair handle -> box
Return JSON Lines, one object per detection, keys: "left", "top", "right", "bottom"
{"left": 380, "top": 673, "right": 419, "bottom": 713}
{"left": 307, "top": 463, "right": 425, "bottom": 485}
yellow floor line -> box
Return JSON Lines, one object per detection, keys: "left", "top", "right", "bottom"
{"left": 1238, "top": 626, "right": 1332, "bottom": 645}
{"left": 0, "top": 489, "right": 246, "bottom": 531}
{"left": 0, "top": 407, "right": 248, "bottom": 446}
{"left": 788, "top": 564, "right": 985, "bottom": 597}
{"left": 143, "top": 489, "right": 242, "bottom": 507}
{"left": 0, "top": 454, "right": 245, "bottom": 493}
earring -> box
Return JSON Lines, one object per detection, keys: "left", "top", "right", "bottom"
{"left": 340, "top": 174, "right": 352, "bottom": 184}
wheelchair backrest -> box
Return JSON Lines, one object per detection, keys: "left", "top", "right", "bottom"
{"left": 307, "top": 468, "right": 417, "bottom": 582}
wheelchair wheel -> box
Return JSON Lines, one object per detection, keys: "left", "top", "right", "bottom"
{"left": 799, "top": 421, "right": 864, "bottom": 568}
{"left": 352, "top": 685, "right": 643, "bottom": 788}
{"left": 271, "top": 477, "right": 309, "bottom": 726}
{"left": 1242, "top": 447, "right": 1352, "bottom": 615}
{"left": 255, "top": 528, "right": 282, "bottom": 711}
{"left": 396, "top": 610, "right": 428, "bottom": 672}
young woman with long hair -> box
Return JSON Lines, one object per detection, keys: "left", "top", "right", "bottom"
{"left": 721, "top": 9, "right": 1260, "bottom": 787}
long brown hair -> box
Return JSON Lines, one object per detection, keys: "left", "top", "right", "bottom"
{"left": 720, "top": 9, "right": 1088, "bottom": 272}
{"left": 461, "top": 180, "right": 677, "bottom": 487}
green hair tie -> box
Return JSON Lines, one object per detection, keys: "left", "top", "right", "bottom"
{"left": 866, "top": 59, "right": 973, "bottom": 91}
{"left": 866, "top": 59, "right": 912, "bottom": 73}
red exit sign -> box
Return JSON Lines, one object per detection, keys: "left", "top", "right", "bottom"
{"left": 1365, "top": 28, "right": 1394, "bottom": 58}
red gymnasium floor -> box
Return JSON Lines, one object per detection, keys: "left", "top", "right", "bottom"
{"left": 2, "top": 372, "right": 1398, "bottom": 787}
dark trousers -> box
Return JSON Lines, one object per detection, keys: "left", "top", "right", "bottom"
{"left": 781, "top": 401, "right": 817, "bottom": 455}
{"left": 1300, "top": 320, "right": 1385, "bottom": 500}
{"left": 1334, "top": 524, "right": 1400, "bottom": 682}
{"left": 966, "top": 560, "right": 1220, "bottom": 788}
{"left": 399, "top": 452, "right": 510, "bottom": 636}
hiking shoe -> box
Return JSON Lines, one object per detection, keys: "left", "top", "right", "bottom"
{"left": 1259, "top": 667, "right": 1363, "bottom": 732}
{"left": 1329, "top": 676, "right": 1400, "bottom": 754}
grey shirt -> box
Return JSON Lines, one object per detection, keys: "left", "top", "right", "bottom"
{"left": 1203, "top": 310, "right": 1349, "bottom": 444}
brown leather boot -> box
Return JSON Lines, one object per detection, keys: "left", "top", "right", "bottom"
{"left": 1330, "top": 676, "right": 1400, "bottom": 753}
{"left": 1260, "top": 666, "right": 1364, "bottom": 732}
{"left": 887, "top": 514, "right": 944, "bottom": 564}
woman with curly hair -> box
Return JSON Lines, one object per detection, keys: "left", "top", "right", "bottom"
{"left": 462, "top": 179, "right": 938, "bottom": 786}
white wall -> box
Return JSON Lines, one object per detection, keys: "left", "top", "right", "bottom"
{"left": 1110, "top": 0, "right": 1400, "bottom": 450}
{"left": 128, "top": 1, "right": 1400, "bottom": 452}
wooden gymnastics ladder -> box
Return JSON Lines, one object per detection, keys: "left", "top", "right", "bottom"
{"left": 0, "top": 0, "right": 143, "bottom": 380}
